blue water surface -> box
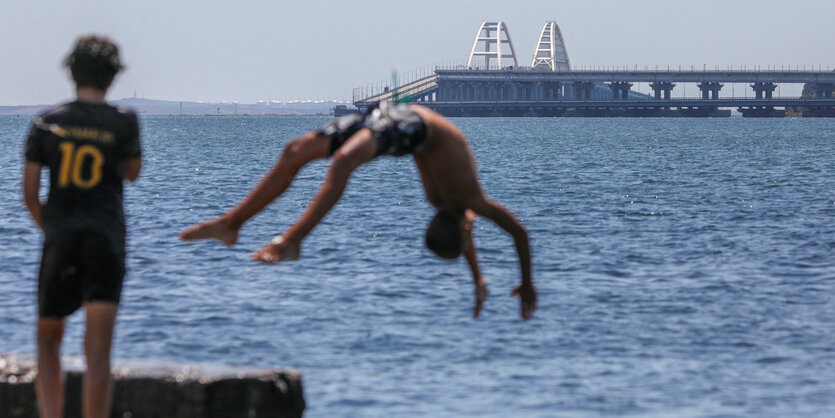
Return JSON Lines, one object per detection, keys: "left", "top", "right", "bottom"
{"left": 1, "top": 115, "right": 834, "bottom": 417}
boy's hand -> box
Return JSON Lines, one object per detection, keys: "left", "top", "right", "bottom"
{"left": 512, "top": 282, "right": 537, "bottom": 320}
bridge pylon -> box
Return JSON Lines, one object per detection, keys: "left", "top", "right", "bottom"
{"left": 466, "top": 21, "right": 518, "bottom": 70}
{"left": 531, "top": 21, "right": 571, "bottom": 71}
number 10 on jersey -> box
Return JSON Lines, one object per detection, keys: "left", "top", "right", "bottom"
{"left": 58, "top": 142, "right": 104, "bottom": 189}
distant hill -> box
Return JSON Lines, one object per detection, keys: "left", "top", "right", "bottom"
{"left": 0, "top": 98, "right": 355, "bottom": 116}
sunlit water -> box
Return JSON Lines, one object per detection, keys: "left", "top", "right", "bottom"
{"left": 1, "top": 115, "right": 833, "bottom": 417}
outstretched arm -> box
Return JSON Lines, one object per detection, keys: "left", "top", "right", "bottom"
{"left": 252, "top": 129, "right": 378, "bottom": 263}
{"left": 470, "top": 196, "right": 535, "bottom": 320}
{"left": 462, "top": 210, "right": 488, "bottom": 318}
{"left": 179, "top": 132, "right": 331, "bottom": 245}
{"left": 23, "top": 162, "right": 43, "bottom": 230}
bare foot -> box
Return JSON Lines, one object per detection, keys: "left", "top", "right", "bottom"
{"left": 178, "top": 217, "right": 239, "bottom": 245}
{"left": 252, "top": 235, "right": 300, "bottom": 264}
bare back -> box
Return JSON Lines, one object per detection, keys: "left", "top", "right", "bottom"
{"left": 411, "top": 106, "right": 484, "bottom": 216}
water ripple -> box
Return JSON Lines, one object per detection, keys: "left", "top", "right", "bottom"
{"left": 1, "top": 116, "right": 834, "bottom": 416}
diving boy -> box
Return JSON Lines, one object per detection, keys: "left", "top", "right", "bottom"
{"left": 180, "top": 102, "right": 536, "bottom": 320}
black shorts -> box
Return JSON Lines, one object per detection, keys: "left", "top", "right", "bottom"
{"left": 317, "top": 102, "right": 427, "bottom": 157}
{"left": 316, "top": 113, "right": 365, "bottom": 156}
{"left": 38, "top": 227, "right": 125, "bottom": 318}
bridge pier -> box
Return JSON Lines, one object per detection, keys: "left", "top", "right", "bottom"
{"left": 500, "top": 82, "right": 510, "bottom": 100}
{"left": 478, "top": 82, "right": 489, "bottom": 101}
{"left": 697, "top": 82, "right": 723, "bottom": 99}
{"left": 448, "top": 84, "right": 456, "bottom": 101}
{"left": 525, "top": 82, "right": 536, "bottom": 100}
{"left": 608, "top": 81, "right": 633, "bottom": 100}
{"left": 573, "top": 81, "right": 594, "bottom": 100}
{"left": 546, "top": 82, "right": 563, "bottom": 100}
{"left": 813, "top": 83, "right": 834, "bottom": 98}
{"left": 649, "top": 82, "right": 675, "bottom": 100}
{"left": 749, "top": 82, "right": 778, "bottom": 113}
{"left": 536, "top": 82, "right": 544, "bottom": 100}
{"left": 751, "top": 82, "right": 777, "bottom": 99}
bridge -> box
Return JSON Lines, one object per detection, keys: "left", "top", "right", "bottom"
{"left": 352, "top": 21, "right": 835, "bottom": 117}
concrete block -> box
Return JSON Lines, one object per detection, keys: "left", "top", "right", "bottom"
{"left": 0, "top": 354, "right": 304, "bottom": 418}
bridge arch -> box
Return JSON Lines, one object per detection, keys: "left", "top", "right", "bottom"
{"left": 466, "top": 21, "right": 518, "bottom": 70}
{"left": 531, "top": 21, "right": 571, "bottom": 71}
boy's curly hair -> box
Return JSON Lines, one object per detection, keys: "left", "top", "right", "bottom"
{"left": 64, "top": 36, "right": 123, "bottom": 90}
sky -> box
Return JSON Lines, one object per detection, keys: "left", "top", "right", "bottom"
{"left": 1, "top": 0, "right": 833, "bottom": 105}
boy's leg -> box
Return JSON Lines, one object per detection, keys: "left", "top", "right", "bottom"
{"left": 36, "top": 318, "right": 66, "bottom": 418}
{"left": 252, "top": 129, "right": 378, "bottom": 263}
{"left": 179, "top": 131, "right": 331, "bottom": 244}
{"left": 82, "top": 302, "right": 118, "bottom": 418}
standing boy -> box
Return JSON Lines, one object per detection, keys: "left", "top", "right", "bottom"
{"left": 23, "top": 36, "right": 141, "bottom": 418}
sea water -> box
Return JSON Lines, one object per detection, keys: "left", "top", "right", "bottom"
{"left": 1, "top": 115, "right": 833, "bottom": 417}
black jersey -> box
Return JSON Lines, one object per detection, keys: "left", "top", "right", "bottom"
{"left": 24, "top": 101, "right": 141, "bottom": 230}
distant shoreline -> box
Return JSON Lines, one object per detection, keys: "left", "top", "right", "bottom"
{"left": 0, "top": 97, "right": 354, "bottom": 116}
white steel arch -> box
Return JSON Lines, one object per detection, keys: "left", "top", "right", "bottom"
{"left": 531, "top": 21, "right": 571, "bottom": 71}
{"left": 466, "top": 21, "right": 518, "bottom": 70}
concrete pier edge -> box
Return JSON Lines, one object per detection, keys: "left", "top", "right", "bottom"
{"left": 0, "top": 353, "right": 304, "bottom": 418}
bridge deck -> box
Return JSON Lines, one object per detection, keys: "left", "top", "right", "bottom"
{"left": 425, "top": 97, "right": 835, "bottom": 109}
{"left": 352, "top": 68, "right": 835, "bottom": 117}
{"left": 435, "top": 69, "right": 835, "bottom": 84}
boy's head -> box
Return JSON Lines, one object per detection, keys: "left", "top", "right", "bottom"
{"left": 425, "top": 211, "right": 464, "bottom": 259}
{"left": 64, "top": 36, "right": 123, "bottom": 91}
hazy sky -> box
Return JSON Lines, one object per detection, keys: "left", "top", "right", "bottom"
{"left": 1, "top": 0, "right": 833, "bottom": 105}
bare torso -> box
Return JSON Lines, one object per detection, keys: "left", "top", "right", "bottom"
{"left": 411, "top": 107, "right": 484, "bottom": 216}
